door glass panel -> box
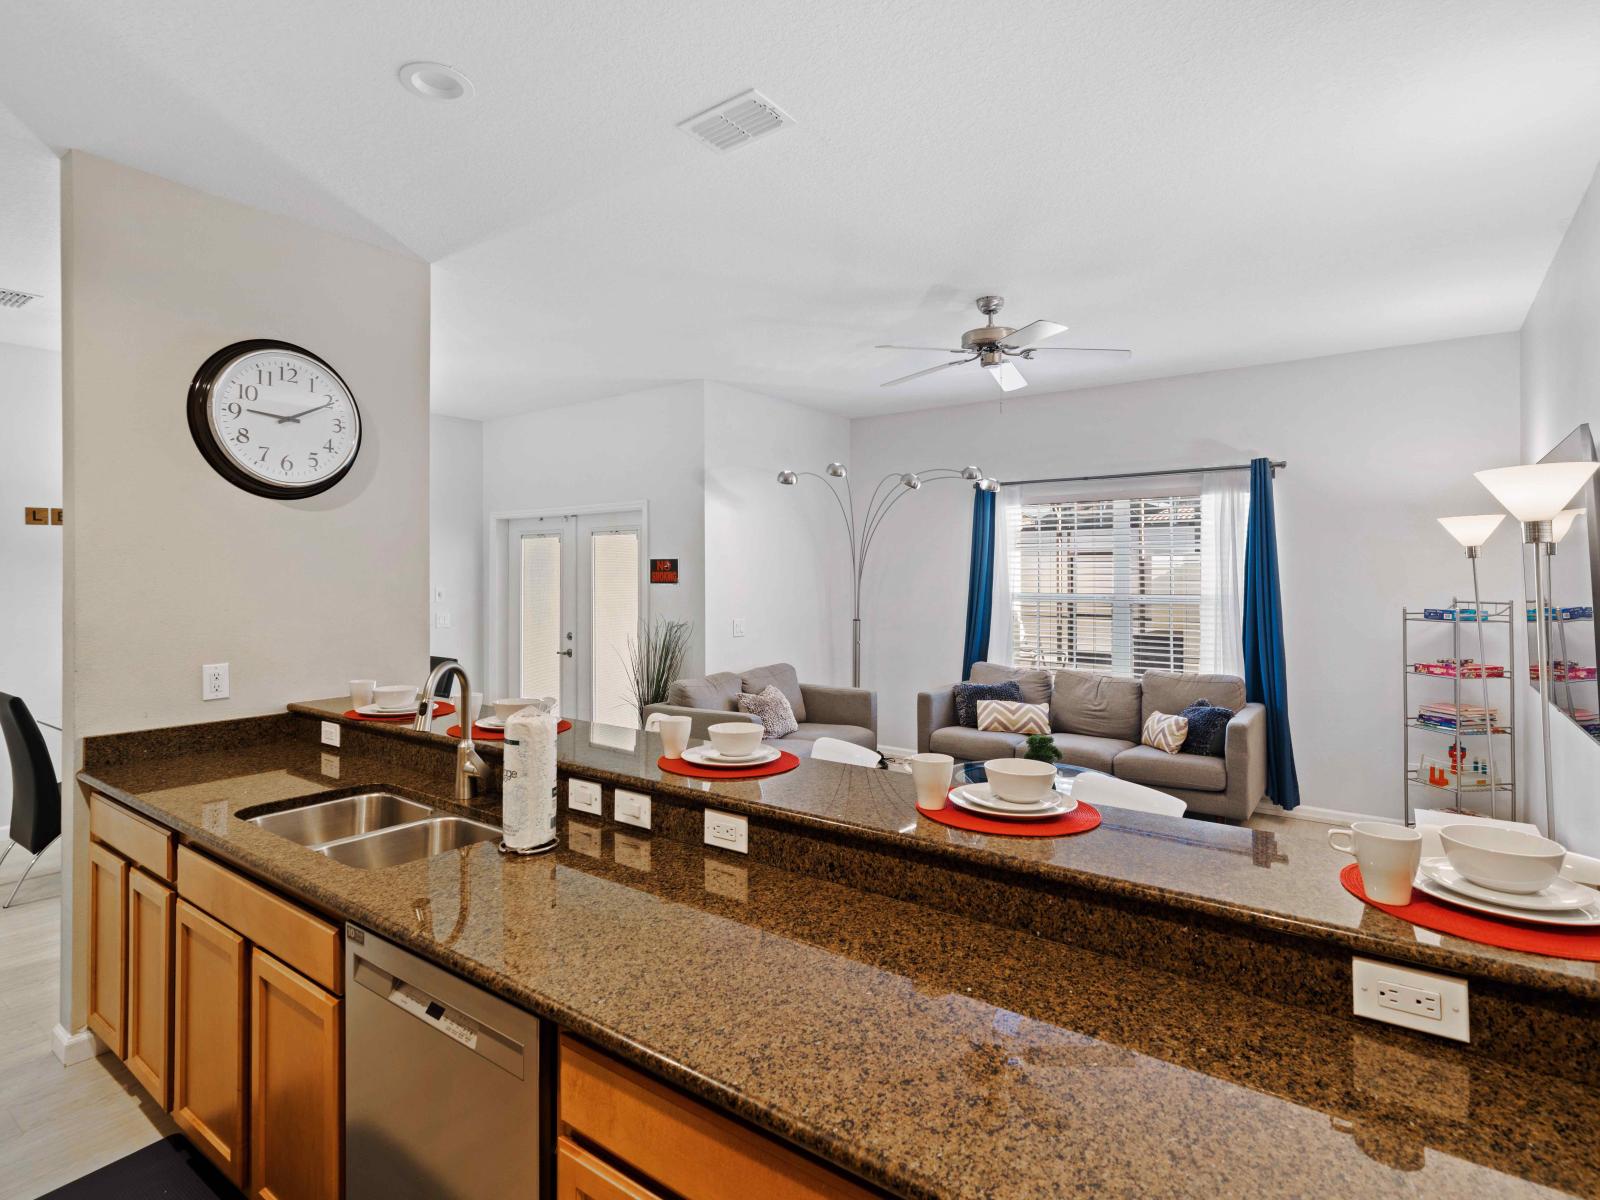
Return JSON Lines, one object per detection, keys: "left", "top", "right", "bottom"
{"left": 519, "top": 534, "right": 562, "bottom": 704}
{"left": 590, "top": 530, "right": 640, "bottom": 727}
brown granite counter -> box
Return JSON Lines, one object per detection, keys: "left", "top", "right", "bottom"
{"left": 81, "top": 732, "right": 1600, "bottom": 1199}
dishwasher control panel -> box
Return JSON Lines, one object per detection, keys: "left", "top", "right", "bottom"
{"left": 389, "top": 980, "right": 481, "bottom": 1051}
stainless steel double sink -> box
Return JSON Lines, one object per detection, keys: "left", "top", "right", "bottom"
{"left": 242, "top": 792, "right": 500, "bottom": 869}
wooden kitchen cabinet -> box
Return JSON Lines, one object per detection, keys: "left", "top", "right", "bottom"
{"left": 85, "top": 841, "right": 128, "bottom": 1058}
{"left": 250, "top": 948, "right": 341, "bottom": 1200}
{"left": 557, "top": 1137, "right": 665, "bottom": 1200}
{"left": 125, "top": 867, "right": 175, "bottom": 1107}
{"left": 173, "top": 898, "right": 250, "bottom": 1188}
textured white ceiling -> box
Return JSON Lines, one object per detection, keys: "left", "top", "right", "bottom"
{"left": 3, "top": 1, "right": 1600, "bottom": 417}
{"left": 0, "top": 103, "right": 59, "bottom": 350}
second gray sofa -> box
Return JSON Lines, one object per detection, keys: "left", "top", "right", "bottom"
{"left": 644, "top": 662, "right": 877, "bottom": 759}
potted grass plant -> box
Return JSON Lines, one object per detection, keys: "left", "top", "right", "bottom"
{"left": 623, "top": 618, "right": 694, "bottom": 725}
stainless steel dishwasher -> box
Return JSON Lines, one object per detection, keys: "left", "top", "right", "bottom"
{"left": 345, "top": 926, "right": 546, "bottom": 1199}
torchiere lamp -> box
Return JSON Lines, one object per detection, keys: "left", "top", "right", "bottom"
{"left": 1437, "top": 514, "right": 1507, "bottom": 809}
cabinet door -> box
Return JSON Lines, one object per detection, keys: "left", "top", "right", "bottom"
{"left": 85, "top": 842, "right": 128, "bottom": 1057}
{"left": 557, "top": 1137, "right": 665, "bottom": 1200}
{"left": 251, "top": 949, "right": 341, "bottom": 1200}
{"left": 173, "top": 898, "right": 249, "bottom": 1188}
{"left": 125, "top": 868, "right": 174, "bottom": 1108}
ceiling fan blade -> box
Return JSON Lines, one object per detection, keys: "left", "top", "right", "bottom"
{"left": 1016, "top": 347, "right": 1133, "bottom": 363}
{"left": 880, "top": 357, "right": 977, "bottom": 387}
{"left": 985, "top": 361, "right": 1028, "bottom": 392}
{"left": 1000, "top": 320, "right": 1068, "bottom": 349}
{"left": 874, "top": 344, "right": 969, "bottom": 353}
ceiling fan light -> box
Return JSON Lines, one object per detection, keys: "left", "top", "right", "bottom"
{"left": 985, "top": 361, "right": 1027, "bottom": 392}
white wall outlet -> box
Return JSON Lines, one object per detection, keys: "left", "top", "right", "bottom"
{"left": 568, "top": 778, "right": 603, "bottom": 815}
{"left": 703, "top": 809, "right": 748, "bottom": 854}
{"left": 614, "top": 789, "right": 651, "bottom": 830}
{"left": 614, "top": 833, "right": 651, "bottom": 872}
{"left": 202, "top": 662, "right": 229, "bottom": 701}
{"left": 320, "top": 721, "right": 341, "bottom": 748}
{"left": 732, "top": 618, "right": 746, "bottom": 638}
{"left": 1352, "top": 957, "right": 1469, "bottom": 1042}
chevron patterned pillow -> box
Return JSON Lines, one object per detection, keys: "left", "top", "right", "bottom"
{"left": 976, "top": 699, "right": 1050, "bottom": 735}
{"left": 1141, "top": 711, "right": 1190, "bottom": 754}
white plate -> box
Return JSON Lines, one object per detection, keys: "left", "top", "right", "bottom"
{"left": 950, "top": 784, "right": 1076, "bottom": 820}
{"left": 681, "top": 745, "right": 781, "bottom": 768}
{"left": 1411, "top": 867, "right": 1600, "bottom": 927}
{"left": 1419, "top": 857, "right": 1596, "bottom": 912}
{"left": 476, "top": 715, "right": 507, "bottom": 729}
{"left": 356, "top": 702, "right": 417, "bottom": 716}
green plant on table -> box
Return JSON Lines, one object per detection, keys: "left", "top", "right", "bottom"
{"left": 1023, "top": 734, "right": 1060, "bottom": 763}
{"left": 622, "top": 618, "right": 694, "bottom": 724}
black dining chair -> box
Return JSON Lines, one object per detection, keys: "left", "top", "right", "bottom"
{"left": 0, "top": 692, "right": 61, "bottom": 908}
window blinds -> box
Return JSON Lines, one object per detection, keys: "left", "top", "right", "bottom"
{"left": 1008, "top": 491, "right": 1202, "bottom": 677}
{"left": 589, "top": 529, "right": 641, "bottom": 728}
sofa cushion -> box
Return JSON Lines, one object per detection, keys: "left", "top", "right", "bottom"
{"left": 1038, "top": 733, "right": 1134, "bottom": 774}
{"left": 668, "top": 671, "right": 742, "bottom": 711}
{"left": 953, "top": 679, "right": 1023, "bottom": 728}
{"left": 1179, "top": 699, "right": 1234, "bottom": 757}
{"left": 1051, "top": 668, "right": 1142, "bottom": 740}
{"left": 1141, "top": 712, "right": 1189, "bottom": 754}
{"left": 785, "top": 722, "right": 876, "bottom": 749}
{"left": 1140, "top": 672, "right": 1245, "bottom": 725}
{"left": 737, "top": 685, "right": 799, "bottom": 739}
{"left": 1114, "top": 745, "right": 1228, "bottom": 793}
{"left": 977, "top": 699, "right": 1049, "bottom": 735}
{"left": 740, "top": 663, "right": 806, "bottom": 722}
{"left": 969, "top": 661, "right": 1053, "bottom": 706}
{"left": 929, "top": 726, "right": 1027, "bottom": 761}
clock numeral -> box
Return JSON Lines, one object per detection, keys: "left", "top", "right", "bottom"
{"left": 234, "top": 428, "right": 250, "bottom": 444}
{"left": 308, "top": 374, "right": 319, "bottom": 391}
{"left": 239, "top": 383, "right": 259, "bottom": 402}
{"left": 279, "top": 364, "right": 298, "bottom": 383}
{"left": 257, "top": 446, "right": 270, "bottom": 464}
{"left": 333, "top": 418, "right": 345, "bottom": 434}
{"left": 280, "top": 456, "right": 294, "bottom": 472}
{"left": 309, "top": 452, "right": 319, "bottom": 470}
{"left": 225, "top": 402, "right": 242, "bottom": 419}
{"left": 323, "top": 440, "right": 335, "bottom": 454}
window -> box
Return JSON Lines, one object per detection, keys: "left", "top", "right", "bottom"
{"left": 1008, "top": 489, "right": 1202, "bottom": 677}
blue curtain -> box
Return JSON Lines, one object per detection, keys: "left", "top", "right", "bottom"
{"left": 1242, "top": 457, "right": 1301, "bottom": 809}
{"left": 961, "top": 487, "right": 996, "bottom": 680}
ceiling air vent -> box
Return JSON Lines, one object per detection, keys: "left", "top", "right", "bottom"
{"left": 678, "top": 89, "right": 793, "bottom": 152}
{"left": 0, "top": 289, "right": 40, "bottom": 309}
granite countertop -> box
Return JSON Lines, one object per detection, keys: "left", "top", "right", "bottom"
{"left": 81, "top": 734, "right": 1600, "bottom": 1199}
{"left": 291, "top": 699, "right": 1600, "bottom": 1000}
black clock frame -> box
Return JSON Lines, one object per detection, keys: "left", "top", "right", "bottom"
{"left": 187, "top": 338, "right": 362, "bottom": 500}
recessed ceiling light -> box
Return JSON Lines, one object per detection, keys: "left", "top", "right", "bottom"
{"left": 398, "top": 61, "right": 473, "bottom": 102}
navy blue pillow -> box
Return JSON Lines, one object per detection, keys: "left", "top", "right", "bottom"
{"left": 953, "top": 680, "right": 1024, "bottom": 728}
{"left": 1179, "top": 698, "right": 1233, "bottom": 757}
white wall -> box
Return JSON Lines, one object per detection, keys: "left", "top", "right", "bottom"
{"left": 430, "top": 414, "right": 484, "bottom": 682}
{"left": 1520, "top": 158, "right": 1600, "bottom": 855}
{"left": 850, "top": 334, "right": 1524, "bottom": 817}
{"left": 703, "top": 383, "right": 851, "bottom": 684}
{"left": 0, "top": 343, "right": 62, "bottom": 827}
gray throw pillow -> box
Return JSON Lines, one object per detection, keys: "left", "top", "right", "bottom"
{"left": 736, "top": 685, "right": 799, "bottom": 740}
{"left": 953, "top": 680, "right": 1024, "bottom": 728}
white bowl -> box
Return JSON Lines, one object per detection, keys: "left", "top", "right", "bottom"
{"left": 708, "top": 721, "right": 763, "bottom": 757}
{"left": 372, "top": 685, "right": 418, "bottom": 710}
{"left": 1439, "top": 824, "right": 1566, "bottom": 894}
{"left": 984, "top": 758, "right": 1057, "bottom": 803}
{"left": 492, "top": 698, "right": 537, "bottom": 721}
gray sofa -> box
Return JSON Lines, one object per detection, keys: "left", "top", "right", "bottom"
{"left": 917, "top": 662, "right": 1267, "bottom": 821}
{"left": 643, "top": 662, "right": 877, "bottom": 759}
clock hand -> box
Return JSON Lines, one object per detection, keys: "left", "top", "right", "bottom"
{"left": 245, "top": 407, "right": 302, "bottom": 424}
{"left": 274, "top": 398, "right": 336, "bottom": 423}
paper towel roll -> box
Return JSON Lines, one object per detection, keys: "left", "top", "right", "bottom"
{"left": 502, "top": 698, "right": 558, "bottom": 851}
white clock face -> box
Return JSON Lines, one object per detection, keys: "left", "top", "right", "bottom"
{"left": 206, "top": 349, "right": 360, "bottom": 489}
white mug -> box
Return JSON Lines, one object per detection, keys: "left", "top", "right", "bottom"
{"left": 650, "top": 714, "right": 692, "bottom": 759}
{"left": 466, "top": 691, "right": 484, "bottom": 729}
{"left": 909, "top": 753, "right": 955, "bottom": 810}
{"left": 1328, "top": 822, "right": 1422, "bottom": 905}
{"left": 349, "top": 679, "right": 377, "bottom": 709}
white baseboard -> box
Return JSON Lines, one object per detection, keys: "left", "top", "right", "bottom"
{"left": 52, "top": 1023, "right": 105, "bottom": 1066}
{"left": 1256, "top": 801, "right": 1393, "bottom": 825}
{"left": 877, "top": 744, "right": 916, "bottom": 761}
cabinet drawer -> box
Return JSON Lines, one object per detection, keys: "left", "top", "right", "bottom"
{"left": 557, "top": 1138, "right": 663, "bottom": 1200}
{"left": 559, "top": 1036, "right": 875, "bottom": 1200}
{"left": 90, "top": 793, "right": 176, "bottom": 882}
{"left": 177, "top": 846, "right": 341, "bottom": 994}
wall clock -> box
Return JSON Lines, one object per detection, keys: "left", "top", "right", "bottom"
{"left": 187, "top": 339, "right": 362, "bottom": 499}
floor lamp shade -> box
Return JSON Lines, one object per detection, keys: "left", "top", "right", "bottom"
{"left": 1437, "top": 514, "right": 1505, "bottom": 549}
{"left": 1474, "top": 463, "right": 1599, "bottom": 524}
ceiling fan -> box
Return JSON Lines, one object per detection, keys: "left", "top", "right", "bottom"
{"left": 877, "top": 295, "right": 1131, "bottom": 391}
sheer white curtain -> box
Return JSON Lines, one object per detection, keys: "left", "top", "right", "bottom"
{"left": 986, "top": 484, "right": 1024, "bottom": 667}
{"left": 1200, "top": 470, "right": 1249, "bottom": 676}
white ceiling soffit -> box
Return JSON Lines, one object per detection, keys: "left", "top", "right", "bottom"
{"left": 0, "top": 101, "right": 59, "bottom": 351}
{"left": 3, "top": 2, "right": 1600, "bottom": 417}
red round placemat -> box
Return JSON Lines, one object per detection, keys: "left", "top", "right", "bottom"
{"left": 658, "top": 751, "right": 801, "bottom": 780}
{"left": 918, "top": 795, "right": 1101, "bottom": 837}
{"left": 446, "top": 718, "right": 571, "bottom": 741}
{"left": 1340, "top": 863, "right": 1600, "bottom": 961}
{"left": 344, "top": 701, "right": 455, "bottom": 722}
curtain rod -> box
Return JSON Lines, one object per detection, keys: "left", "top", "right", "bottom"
{"left": 1000, "top": 460, "right": 1286, "bottom": 488}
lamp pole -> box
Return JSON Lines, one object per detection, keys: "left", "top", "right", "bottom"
{"left": 779, "top": 463, "right": 999, "bottom": 687}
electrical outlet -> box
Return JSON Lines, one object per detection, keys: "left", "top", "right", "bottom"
{"left": 321, "top": 721, "right": 341, "bottom": 748}
{"left": 1352, "top": 957, "right": 1469, "bottom": 1042}
{"left": 703, "top": 809, "right": 748, "bottom": 854}
{"left": 614, "top": 789, "right": 651, "bottom": 830}
{"left": 202, "top": 662, "right": 229, "bottom": 701}
{"left": 568, "top": 778, "right": 602, "bottom": 815}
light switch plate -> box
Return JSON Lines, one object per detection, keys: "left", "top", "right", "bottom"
{"left": 614, "top": 789, "right": 651, "bottom": 830}
{"left": 321, "top": 721, "right": 341, "bottom": 748}
{"left": 568, "top": 778, "right": 602, "bottom": 815}
{"left": 1352, "top": 957, "right": 1469, "bottom": 1042}
{"left": 732, "top": 618, "right": 746, "bottom": 638}
{"left": 703, "top": 809, "right": 748, "bottom": 854}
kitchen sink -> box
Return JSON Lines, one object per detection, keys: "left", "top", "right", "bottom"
{"left": 245, "top": 792, "right": 432, "bottom": 845}
{"left": 319, "top": 816, "right": 503, "bottom": 870}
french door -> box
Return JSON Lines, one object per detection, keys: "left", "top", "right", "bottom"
{"left": 507, "top": 510, "right": 643, "bottom": 726}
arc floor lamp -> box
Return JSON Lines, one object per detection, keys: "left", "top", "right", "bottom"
{"left": 778, "top": 462, "right": 999, "bottom": 687}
